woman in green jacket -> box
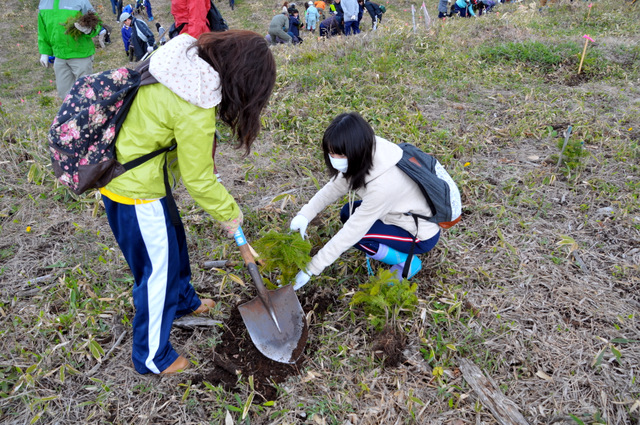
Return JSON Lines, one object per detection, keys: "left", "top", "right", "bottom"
{"left": 38, "top": 0, "right": 102, "bottom": 97}
{"left": 100, "top": 31, "right": 276, "bottom": 374}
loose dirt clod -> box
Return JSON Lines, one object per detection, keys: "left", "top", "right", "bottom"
{"left": 371, "top": 325, "right": 407, "bottom": 368}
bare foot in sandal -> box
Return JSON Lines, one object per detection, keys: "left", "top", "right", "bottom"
{"left": 160, "top": 355, "right": 190, "bottom": 374}
{"left": 192, "top": 299, "right": 215, "bottom": 315}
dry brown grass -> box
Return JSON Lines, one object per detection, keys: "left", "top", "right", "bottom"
{"left": 0, "top": 0, "right": 639, "bottom": 424}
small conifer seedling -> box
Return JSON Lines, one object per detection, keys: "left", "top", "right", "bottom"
{"left": 253, "top": 231, "right": 312, "bottom": 287}
{"left": 349, "top": 269, "right": 418, "bottom": 331}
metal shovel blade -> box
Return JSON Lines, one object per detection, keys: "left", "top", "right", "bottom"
{"left": 238, "top": 284, "right": 306, "bottom": 364}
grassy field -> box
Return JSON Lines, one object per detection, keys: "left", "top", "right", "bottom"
{"left": 1, "top": 0, "right": 639, "bottom": 424}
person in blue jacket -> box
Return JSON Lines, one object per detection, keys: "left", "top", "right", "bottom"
{"left": 120, "top": 12, "right": 155, "bottom": 61}
{"left": 288, "top": 9, "right": 303, "bottom": 43}
{"left": 453, "top": 0, "right": 475, "bottom": 17}
{"left": 121, "top": 15, "right": 133, "bottom": 56}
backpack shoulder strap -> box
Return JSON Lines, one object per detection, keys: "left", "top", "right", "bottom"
{"left": 134, "top": 58, "right": 157, "bottom": 86}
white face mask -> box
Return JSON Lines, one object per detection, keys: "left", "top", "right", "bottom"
{"left": 329, "top": 156, "right": 349, "bottom": 173}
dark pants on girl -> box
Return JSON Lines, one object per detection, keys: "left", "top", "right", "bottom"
{"left": 340, "top": 201, "right": 440, "bottom": 256}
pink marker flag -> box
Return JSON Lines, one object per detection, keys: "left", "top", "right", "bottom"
{"left": 583, "top": 34, "right": 594, "bottom": 42}
{"left": 588, "top": 3, "right": 592, "bottom": 7}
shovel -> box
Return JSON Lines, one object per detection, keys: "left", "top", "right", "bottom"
{"left": 233, "top": 227, "right": 307, "bottom": 364}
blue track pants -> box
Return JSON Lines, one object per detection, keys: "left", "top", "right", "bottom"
{"left": 103, "top": 196, "right": 201, "bottom": 374}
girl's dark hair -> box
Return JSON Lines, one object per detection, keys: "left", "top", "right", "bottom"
{"left": 196, "top": 30, "right": 276, "bottom": 154}
{"left": 322, "top": 112, "right": 375, "bottom": 191}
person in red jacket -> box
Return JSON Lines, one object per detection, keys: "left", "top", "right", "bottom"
{"left": 171, "top": 0, "right": 210, "bottom": 38}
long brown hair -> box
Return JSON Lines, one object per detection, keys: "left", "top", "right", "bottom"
{"left": 196, "top": 30, "right": 276, "bottom": 153}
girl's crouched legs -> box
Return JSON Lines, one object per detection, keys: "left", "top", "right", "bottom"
{"left": 103, "top": 196, "right": 202, "bottom": 374}
{"left": 340, "top": 201, "right": 441, "bottom": 278}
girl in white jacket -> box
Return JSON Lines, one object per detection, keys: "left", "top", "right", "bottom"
{"left": 291, "top": 112, "right": 441, "bottom": 289}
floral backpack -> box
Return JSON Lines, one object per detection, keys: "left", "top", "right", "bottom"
{"left": 48, "top": 62, "right": 173, "bottom": 194}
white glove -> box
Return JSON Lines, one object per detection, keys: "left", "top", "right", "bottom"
{"left": 289, "top": 214, "right": 309, "bottom": 239}
{"left": 74, "top": 22, "right": 92, "bottom": 34}
{"left": 294, "top": 270, "right": 311, "bottom": 290}
{"left": 147, "top": 45, "right": 154, "bottom": 53}
{"left": 39, "top": 54, "right": 49, "bottom": 68}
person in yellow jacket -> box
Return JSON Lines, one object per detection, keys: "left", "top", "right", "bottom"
{"left": 100, "top": 31, "right": 276, "bottom": 374}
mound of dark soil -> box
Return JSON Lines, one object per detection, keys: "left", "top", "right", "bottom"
{"left": 193, "top": 307, "right": 304, "bottom": 401}
{"left": 371, "top": 325, "right": 407, "bottom": 368}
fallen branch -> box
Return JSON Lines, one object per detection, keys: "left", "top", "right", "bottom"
{"left": 173, "top": 316, "right": 223, "bottom": 328}
{"left": 213, "top": 353, "right": 241, "bottom": 376}
{"left": 203, "top": 260, "right": 238, "bottom": 269}
{"left": 459, "top": 358, "right": 530, "bottom": 425}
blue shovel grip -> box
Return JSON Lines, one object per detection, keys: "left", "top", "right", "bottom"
{"left": 234, "top": 227, "right": 247, "bottom": 247}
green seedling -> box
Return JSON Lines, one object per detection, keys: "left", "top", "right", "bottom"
{"left": 349, "top": 269, "right": 418, "bottom": 331}
{"left": 253, "top": 231, "right": 311, "bottom": 287}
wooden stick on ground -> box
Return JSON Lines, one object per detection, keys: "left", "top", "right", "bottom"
{"left": 173, "top": 316, "right": 223, "bottom": 328}
{"left": 459, "top": 358, "right": 530, "bottom": 425}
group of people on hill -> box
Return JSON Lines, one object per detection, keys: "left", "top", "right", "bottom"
{"left": 267, "top": 0, "right": 386, "bottom": 45}
{"left": 37, "top": 0, "right": 443, "bottom": 377}
{"left": 437, "top": 0, "right": 499, "bottom": 18}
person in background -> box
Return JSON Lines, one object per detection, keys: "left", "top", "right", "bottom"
{"left": 121, "top": 12, "right": 134, "bottom": 58}
{"left": 268, "top": 11, "right": 292, "bottom": 44}
{"left": 37, "top": 0, "right": 102, "bottom": 98}
{"left": 230, "top": 0, "right": 235, "bottom": 10}
{"left": 305, "top": 1, "right": 319, "bottom": 33}
{"left": 288, "top": 9, "right": 304, "bottom": 44}
{"left": 98, "top": 24, "right": 112, "bottom": 48}
{"left": 155, "top": 22, "right": 167, "bottom": 45}
{"left": 116, "top": 0, "right": 123, "bottom": 21}
{"left": 319, "top": 14, "right": 342, "bottom": 37}
{"left": 332, "top": 0, "right": 344, "bottom": 26}
{"left": 341, "top": 0, "right": 359, "bottom": 34}
{"left": 314, "top": 0, "right": 326, "bottom": 19}
{"left": 144, "top": 0, "right": 154, "bottom": 20}
{"left": 437, "top": 0, "right": 450, "bottom": 18}
{"left": 110, "top": 0, "right": 118, "bottom": 16}
{"left": 120, "top": 11, "right": 155, "bottom": 61}
{"left": 122, "top": 2, "right": 133, "bottom": 16}
{"left": 171, "top": 0, "right": 211, "bottom": 38}
{"left": 290, "top": 112, "right": 441, "bottom": 290}
{"left": 453, "top": 0, "right": 476, "bottom": 17}
{"left": 356, "top": 0, "right": 364, "bottom": 31}
{"left": 100, "top": 30, "right": 276, "bottom": 375}
{"left": 282, "top": 1, "right": 290, "bottom": 14}
{"left": 362, "top": 0, "right": 383, "bottom": 29}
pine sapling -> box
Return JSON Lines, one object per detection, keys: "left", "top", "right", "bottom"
{"left": 253, "top": 231, "right": 311, "bottom": 287}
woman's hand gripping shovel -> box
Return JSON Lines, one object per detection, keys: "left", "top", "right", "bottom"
{"left": 234, "top": 227, "right": 307, "bottom": 364}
